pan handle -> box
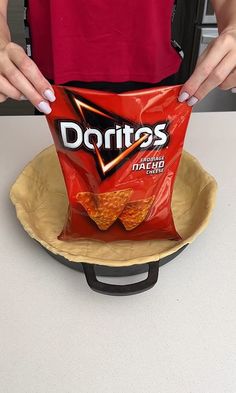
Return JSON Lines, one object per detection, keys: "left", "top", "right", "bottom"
{"left": 81, "top": 261, "right": 159, "bottom": 296}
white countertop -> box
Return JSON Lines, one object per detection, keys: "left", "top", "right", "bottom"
{"left": 0, "top": 113, "right": 236, "bottom": 393}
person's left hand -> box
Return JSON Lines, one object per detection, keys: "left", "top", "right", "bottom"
{"left": 178, "top": 27, "right": 236, "bottom": 106}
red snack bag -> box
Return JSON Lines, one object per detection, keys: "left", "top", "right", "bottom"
{"left": 46, "top": 85, "right": 192, "bottom": 241}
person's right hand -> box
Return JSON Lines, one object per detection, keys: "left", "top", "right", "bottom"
{"left": 0, "top": 41, "right": 55, "bottom": 113}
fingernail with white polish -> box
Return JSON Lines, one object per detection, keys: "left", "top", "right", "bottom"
{"left": 37, "top": 101, "right": 52, "bottom": 114}
{"left": 43, "top": 89, "right": 56, "bottom": 102}
{"left": 231, "top": 88, "right": 236, "bottom": 93}
{"left": 20, "top": 95, "right": 27, "bottom": 100}
{"left": 178, "top": 92, "right": 190, "bottom": 102}
{"left": 187, "top": 96, "right": 199, "bottom": 106}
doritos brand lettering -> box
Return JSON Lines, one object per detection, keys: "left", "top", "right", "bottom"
{"left": 46, "top": 85, "right": 192, "bottom": 242}
{"left": 57, "top": 121, "right": 169, "bottom": 151}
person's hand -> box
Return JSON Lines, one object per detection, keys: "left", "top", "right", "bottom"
{"left": 0, "top": 41, "right": 55, "bottom": 113}
{"left": 178, "top": 27, "right": 236, "bottom": 106}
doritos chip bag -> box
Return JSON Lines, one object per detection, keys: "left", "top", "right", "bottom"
{"left": 46, "top": 85, "right": 192, "bottom": 242}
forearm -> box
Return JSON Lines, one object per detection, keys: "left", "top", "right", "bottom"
{"left": 0, "top": 0, "right": 10, "bottom": 48}
{"left": 211, "top": 0, "right": 236, "bottom": 32}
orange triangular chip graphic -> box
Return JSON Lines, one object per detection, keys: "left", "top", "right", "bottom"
{"left": 77, "top": 189, "right": 132, "bottom": 230}
{"left": 119, "top": 196, "right": 155, "bottom": 231}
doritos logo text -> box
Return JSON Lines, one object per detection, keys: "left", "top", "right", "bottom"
{"left": 57, "top": 121, "right": 169, "bottom": 151}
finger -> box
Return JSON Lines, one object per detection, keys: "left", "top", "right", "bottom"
{"left": 179, "top": 37, "right": 230, "bottom": 101}
{"left": 195, "top": 44, "right": 211, "bottom": 67}
{"left": 219, "top": 69, "right": 236, "bottom": 90}
{"left": 187, "top": 52, "right": 236, "bottom": 104}
{"left": 177, "top": 48, "right": 210, "bottom": 102}
{"left": 7, "top": 43, "right": 55, "bottom": 102}
{"left": 0, "top": 74, "right": 25, "bottom": 100}
{"left": 0, "top": 93, "right": 7, "bottom": 103}
{"left": 194, "top": 40, "right": 217, "bottom": 68}
{"left": 2, "top": 62, "right": 52, "bottom": 114}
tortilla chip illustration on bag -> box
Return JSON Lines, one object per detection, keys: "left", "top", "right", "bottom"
{"left": 76, "top": 189, "right": 132, "bottom": 230}
{"left": 119, "top": 196, "right": 155, "bottom": 231}
{"left": 46, "top": 85, "right": 192, "bottom": 241}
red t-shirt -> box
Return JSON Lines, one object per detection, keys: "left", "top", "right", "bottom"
{"left": 27, "top": 0, "right": 181, "bottom": 84}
